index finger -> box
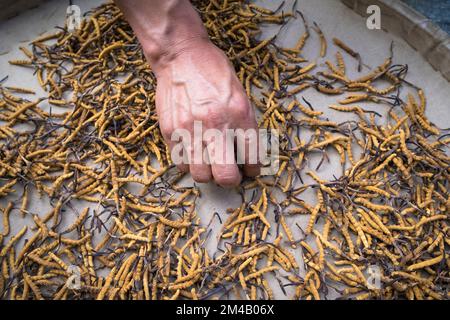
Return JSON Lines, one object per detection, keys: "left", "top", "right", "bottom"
{"left": 207, "top": 131, "right": 241, "bottom": 188}
{"left": 236, "top": 116, "right": 261, "bottom": 177}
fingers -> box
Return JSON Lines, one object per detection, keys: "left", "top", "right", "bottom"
{"left": 177, "top": 163, "right": 190, "bottom": 173}
{"left": 207, "top": 132, "right": 241, "bottom": 188}
{"left": 188, "top": 139, "right": 212, "bottom": 183}
{"left": 211, "top": 160, "right": 242, "bottom": 187}
{"left": 159, "top": 87, "right": 258, "bottom": 186}
{"left": 164, "top": 135, "right": 190, "bottom": 173}
{"left": 238, "top": 118, "right": 261, "bottom": 178}
{"left": 165, "top": 122, "right": 212, "bottom": 181}
{"left": 189, "top": 163, "right": 212, "bottom": 183}
{"left": 229, "top": 91, "right": 261, "bottom": 177}
{"left": 166, "top": 120, "right": 259, "bottom": 184}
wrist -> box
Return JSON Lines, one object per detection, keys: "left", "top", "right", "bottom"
{"left": 115, "top": 0, "right": 209, "bottom": 74}
{"left": 142, "top": 34, "right": 211, "bottom": 75}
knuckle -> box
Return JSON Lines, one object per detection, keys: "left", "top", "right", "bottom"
{"left": 204, "top": 108, "right": 226, "bottom": 126}
{"left": 230, "top": 96, "right": 250, "bottom": 118}
{"left": 177, "top": 117, "right": 192, "bottom": 130}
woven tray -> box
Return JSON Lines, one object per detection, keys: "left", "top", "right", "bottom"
{"left": 1, "top": 0, "right": 449, "bottom": 300}
{"left": 342, "top": 0, "right": 450, "bottom": 81}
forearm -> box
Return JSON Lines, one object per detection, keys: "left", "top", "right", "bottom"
{"left": 116, "top": 0, "right": 259, "bottom": 186}
{"left": 115, "top": 0, "right": 209, "bottom": 73}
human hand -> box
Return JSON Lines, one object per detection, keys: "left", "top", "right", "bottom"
{"left": 115, "top": 0, "right": 260, "bottom": 187}
{"left": 151, "top": 38, "right": 260, "bottom": 187}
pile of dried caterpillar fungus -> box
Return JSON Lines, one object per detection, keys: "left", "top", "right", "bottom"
{"left": 0, "top": 0, "right": 449, "bottom": 300}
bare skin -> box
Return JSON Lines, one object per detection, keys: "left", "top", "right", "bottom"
{"left": 115, "top": 0, "right": 260, "bottom": 187}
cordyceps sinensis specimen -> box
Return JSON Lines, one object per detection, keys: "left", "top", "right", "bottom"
{"left": 0, "top": 0, "right": 449, "bottom": 300}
